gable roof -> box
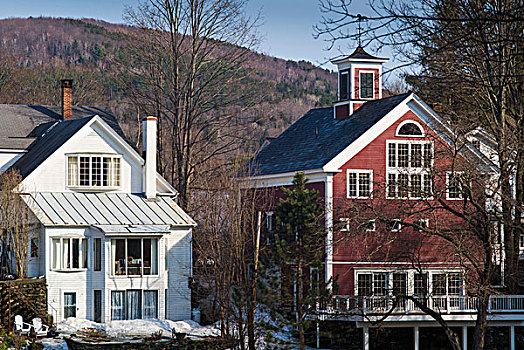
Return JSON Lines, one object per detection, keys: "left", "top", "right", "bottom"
{"left": 0, "top": 104, "right": 124, "bottom": 150}
{"left": 250, "top": 93, "right": 411, "bottom": 176}
{"left": 10, "top": 116, "right": 93, "bottom": 178}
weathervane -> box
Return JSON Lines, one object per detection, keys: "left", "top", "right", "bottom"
{"left": 357, "top": 14, "right": 364, "bottom": 47}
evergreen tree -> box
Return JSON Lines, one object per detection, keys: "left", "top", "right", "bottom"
{"left": 273, "top": 172, "right": 325, "bottom": 350}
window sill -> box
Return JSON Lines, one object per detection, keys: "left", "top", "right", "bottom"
{"left": 67, "top": 186, "right": 120, "bottom": 191}
{"left": 110, "top": 274, "right": 161, "bottom": 278}
{"left": 51, "top": 268, "right": 87, "bottom": 273}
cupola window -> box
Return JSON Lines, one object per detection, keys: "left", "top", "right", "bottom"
{"left": 339, "top": 70, "right": 349, "bottom": 100}
{"left": 360, "top": 72, "right": 374, "bottom": 99}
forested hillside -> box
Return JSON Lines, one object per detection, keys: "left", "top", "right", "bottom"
{"left": 0, "top": 17, "right": 336, "bottom": 150}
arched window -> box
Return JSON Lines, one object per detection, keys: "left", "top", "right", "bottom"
{"left": 396, "top": 121, "right": 424, "bottom": 137}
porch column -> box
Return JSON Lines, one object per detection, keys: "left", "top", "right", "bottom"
{"left": 363, "top": 327, "right": 370, "bottom": 350}
{"left": 462, "top": 326, "right": 467, "bottom": 350}
{"left": 414, "top": 327, "right": 419, "bottom": 350}
{"left": 510, "top": 326, "right": 515, "bottom": 350}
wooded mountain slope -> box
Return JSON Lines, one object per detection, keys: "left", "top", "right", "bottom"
{"left": 0, "top": 17, "right": 336, "bottom": 150}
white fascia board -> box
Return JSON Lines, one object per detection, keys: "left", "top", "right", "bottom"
{"left": 322, "top": 93, "right": 414, "bottom": 172}
{"left": 156, "top": 173, "right": 177, "bottom": 195}
{"left": 243, "top": 168, "right": 335, "bottom": 188}
{"left": 0, "top": 149, "right": 27, "bottom": 153}
{"left": 409, "top": 96, "right": 499, "bottom": 173}
{"left": 90, "top": 115, "right": 144, "bottom": 165}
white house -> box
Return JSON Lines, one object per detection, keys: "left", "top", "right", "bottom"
{"left": 0, "top": 80, "right": 195, "bottom": 323}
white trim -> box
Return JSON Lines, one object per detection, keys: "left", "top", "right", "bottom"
{"left": 387, "top": 219, "right": 402, "bottom": 232}
{"left": 325, "top": 173, "right": 334, "bottom": 286}
{"left": 346, "top": 169, "right": 373, "bottom": 199}
{"left": 358, "top": 70, "right": 376, "bottom": 100}
{"left": 446, "top": 171, "right": 465, "bottom": 200}
{"left": 244, "top": 168, "right": 330, "bottom": 188}
{"left": 323, "top": 94, "right": 413, "bottom": 172}
{"left": 395, "top": 120, "right": 425, "bottom": 137}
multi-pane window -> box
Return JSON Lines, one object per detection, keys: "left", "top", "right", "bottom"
{"left": 447, "top": 172, "right": 465, "bottom": 200}
{"left": 63, "top": 292, "right": 77, "bottom": 318}
{"left": 339, "top": 70, "right": 349, "bottom": 100}
{"left": 360, "top": 72, "right": 374, "bottom": 99}
{"left": 347, "top": 170, "right": 373, "bottom": 198}
{"left": 397, "top": 122, "right": 423, "bottom": 136}
{"left": 432, "top": 274, "right": 447, "bottom": 295}
{"left": 392, "top": 273, "right": 407, "bottom": 296}
{"left": 357, "top": 273, "right": 388, "bottom": 296}
{"left": 387, "top": 173, "right": 433, "bottom": 199}
{"left": 111, "top": 238, "right": 158, "bottom": 276}
{"left": 387, "top": 142, "right": 432, "bottom": 169}
{"left": 357, "top": 274, "right": 373, "bottom": 296}
{"left": 52, "top": 237, "right": 88, "bottom": 270}
{"left": 112, "top": 290, "right": 159, "bottom": 321}
{"left": 414, "top": 273, "right": 428, "bottom": 296}
{"left": 447, "top": 274, "right": 462, "bottom": 295}
{"left": 67, "top": 155, "right": 121, "bottom": 188}
{"left": 386, "top": 219, "right": 401, "bottom": 232}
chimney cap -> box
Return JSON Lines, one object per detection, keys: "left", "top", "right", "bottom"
{"left": 61, "top": 79, "right": 73, "bottom": 88}
{"left": 143, "top": 116, "right": 158, "bottom": 121}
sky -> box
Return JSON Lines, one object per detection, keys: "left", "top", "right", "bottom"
{"left": 0, "top": 0, "right": 395, "bottom": 73}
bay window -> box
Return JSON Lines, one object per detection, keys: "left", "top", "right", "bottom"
{"left": 67, "top": 154, "right": 121, "bottom": 188}
{"left": 111, "top": 238, "right": 158, "bottom": 276}
{"left": 52, "top": 237, "right": 88, "bottom": 270}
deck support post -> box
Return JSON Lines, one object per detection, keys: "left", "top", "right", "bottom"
{"left": 316, "top": 321, "right": 320, "bottom": 348}
{"left": 510, "top": 326, "right": 515, "bottom": 350}
{"left": 363, "top": 327, "right": 369, "bottom": 350}
{"left": 414, "top": 326, "right": 419, "bottom": 350}
{"left": 462, "top": 326, "right": 467, "bottom": 350}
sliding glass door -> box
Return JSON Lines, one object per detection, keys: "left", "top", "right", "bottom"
{"left": 111, "top": 290, "right": 157, "bottom": 320}
{"left": 126, "top": 290, "right": 142, "bottom": 320}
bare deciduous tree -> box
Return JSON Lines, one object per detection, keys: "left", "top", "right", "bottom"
{"left": 123, "top": 0, "right": 262, "bottom": 210}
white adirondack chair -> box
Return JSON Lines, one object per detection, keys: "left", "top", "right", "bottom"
{"left": 32, "top": 318, "right": 49, "bottom": 337}
{"left": 14, "top": 315, "right": 32, "bottom": 335}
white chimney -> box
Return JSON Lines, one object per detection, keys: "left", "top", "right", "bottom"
{"left": 142, "top": 116, "right": 157, "bottom": 199}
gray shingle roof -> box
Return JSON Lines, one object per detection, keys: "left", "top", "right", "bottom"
{"left": 250, "top": 93, "right": 411, "bottom": 176}
{"left": 0, "top": 104, "right": 124, "bottom": 150}
{"left": 10, "top": 117, "right": 93, "bottom": 178}
{"left": 348, "top": 46, "right": 388, "bottom": 61}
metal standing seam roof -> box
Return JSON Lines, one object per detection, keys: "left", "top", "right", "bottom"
{"left": 22, "top": 192, "right": 196, "bottom": 227}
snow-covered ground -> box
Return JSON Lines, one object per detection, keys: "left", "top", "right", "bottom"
{"left": 38, "top": 318, "right": 221, "bottom": 349}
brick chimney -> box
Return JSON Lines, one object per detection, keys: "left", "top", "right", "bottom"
{"left": 61, "top": 79, "right": 73, "bottom": 120}
{"left": 142, "top": 116, "right": 157, "bottom": 199}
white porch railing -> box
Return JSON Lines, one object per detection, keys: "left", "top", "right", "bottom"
{"left": 318, "top": 295, "right": 524, "bottom": 315}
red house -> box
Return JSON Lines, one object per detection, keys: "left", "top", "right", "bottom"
{"left": 246, "top": 47, "right": 524, "bottom": 349}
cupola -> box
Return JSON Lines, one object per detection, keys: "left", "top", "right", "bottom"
{"left": 331, "top": 46, "right": 388, "bottom": 120}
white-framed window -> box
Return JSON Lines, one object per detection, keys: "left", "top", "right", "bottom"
{"left": 347, "top": 169, "right": 373, "bottom": 199}
{"left": 339, "top": 218, "right": 350, "bottom": 232}
{"left": 67, "top": 154, "right": 121, "bottom": 189}
{"left": 357, "top": 272, "right": 387, "bottom": 296}
{"left": 395, "top": 120, "right": 425, "bottom": 137}
{"left": 265, "top": 211, "right": 276, "bottom": 244}
{"left": 63, "top": 292, "right": 77, "bottom": 318}
{"left": 413, "top": 219, "right": 429, "bottom": 232}
{"left": 51, "top": 237, "right": 88, "bottom": 270}
{"left": 386, "top": 219, "right": 402, "bottom": 232}
{"left": 362, "top": 219, "right": 376, "bottom": 232}
{"left": 387, "top": 172, "right": 433, "bottom": 199}
{"left": 339, "top": 70, "right": 349, "bottom": 100}
{"left": 359, "top": 71, "right": 374, "bottom": 99}
{"left": 446, "top": 172, "right": 465, "bottom": 200}
{"left": 387, "top": 141, "right": 433, "bottom": 169}
{"left": 111, "top": 289, "right": 158, "bottom": 320}
{"left": 111, "top": 238, "right": 158, "bottom": 276}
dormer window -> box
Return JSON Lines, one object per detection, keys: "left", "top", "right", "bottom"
{"left": 339, "top": 70, "right": 349, "bottom": 100}
{"left": 67, "top": 154, "right": 121, "bottom": 189}
{"left": 359, "top": 72, "right": 374, "bottom": 99}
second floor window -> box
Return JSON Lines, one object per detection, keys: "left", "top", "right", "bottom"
{"left": 52, "top": 237, "right": 88, "bottom": 270}
{"left": 67, "top": 154, "right": 121, "bottom": 188}
{"left": 111, "top": 238, "right": 158, "bottom": 276}
{"left": 347, "top": 170, "right": 373, "bottom": 198}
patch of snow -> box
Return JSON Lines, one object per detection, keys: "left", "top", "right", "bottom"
{"left": 56, "top": 317, "right": 220, "bottom": 339}
{"left": 39, "top": 338, "right": 68, "bottom": 350}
